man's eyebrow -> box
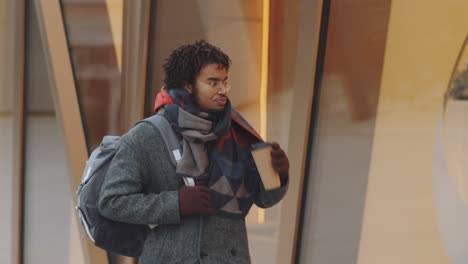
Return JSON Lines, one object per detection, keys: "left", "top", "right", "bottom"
{"left": 207, "top": 76, "right": 228, "bottom": 81}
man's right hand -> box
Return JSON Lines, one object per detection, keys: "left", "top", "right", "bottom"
{"left": 178, "top": 183, "right": 214, "bottom": 216}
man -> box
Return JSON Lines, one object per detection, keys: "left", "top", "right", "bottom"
{"left": 98, "top": 40, "right": 289, "bottom": 264}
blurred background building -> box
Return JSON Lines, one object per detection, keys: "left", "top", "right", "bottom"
{"left": 0, "top": 0, "right": 467, "bottom": 263}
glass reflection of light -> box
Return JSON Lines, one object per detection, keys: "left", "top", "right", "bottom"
{"left": 442, "top": 34, "right": 468, "bottom": 204}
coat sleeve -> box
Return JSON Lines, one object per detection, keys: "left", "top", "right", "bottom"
{"left": 98, "top": 124, "right": 181, "bottom": 226}
{"left": 254, "top": 176, "right": 289, "bottom": 208}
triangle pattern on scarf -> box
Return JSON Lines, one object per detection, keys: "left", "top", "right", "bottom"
{"left": 210, "top": 175, "right": 234, "bottom": 196}
{"left": 211, "top": 190, "right": 235, "bottom": 210}
{"left": 235, "top": 183, "right": 250, "bottom": 198}
{"left": 220, "top": 198, "right": 242, "bottom": 214}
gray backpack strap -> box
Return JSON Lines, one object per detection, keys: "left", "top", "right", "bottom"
{"left": 139, "top": 113, "right": 195, "bottom": 187}
{"left": 135, "top": 113, "right": 185, "bottom": 230}
{"left": 140, "top": 114, "right": 182, "bottom": 167}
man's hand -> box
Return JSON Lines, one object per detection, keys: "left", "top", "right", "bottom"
{"left": 178, "top": 181, "right": 214, "bottom": 216}
{"left": 271, "top": 143, "right": 290, "bottom": 185}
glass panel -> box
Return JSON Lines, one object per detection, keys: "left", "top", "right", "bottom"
{"left": 0, "top": 1, "right": 22, "bottom": 263}
{"left": 145, "top": 0, "right": 311, "bottom": 263}
{"left": 61, "top": 1, "right": 143, "bottom": 263}
{"left": 22, "top": 2, "right": 86, "bottom": 264}
{"left": 145, "top": 0, "right": 268, "bottom": 261}
{"left": 61, "top": 0, "right": 124, "bottom": 150}
{"left": 299, "top": 0, "right": 391, "bottom": 263}
{"left": 349, "top": 2, "right": 467, "bottom": 262}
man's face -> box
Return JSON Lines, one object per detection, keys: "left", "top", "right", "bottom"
{"left": 184, "top": 63, "right": 229, "bottom": 112}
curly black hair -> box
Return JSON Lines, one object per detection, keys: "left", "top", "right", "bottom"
{"left": 163, "top": 40, "right": 231, "bottom": 89}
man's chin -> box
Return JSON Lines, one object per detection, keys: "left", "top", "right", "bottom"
{"left": 206, "top": 105, "right": 226, "bottom": 113}
{"left": 212, "top": 107, "right": 225, "bottom": 112}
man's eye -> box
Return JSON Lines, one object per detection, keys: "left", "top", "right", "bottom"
{"left": 209, "top": 82, "right": 218, "bottom": 87}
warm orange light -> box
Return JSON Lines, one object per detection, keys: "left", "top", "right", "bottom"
{"left": 258, "top": 0, "right": 270, "bottom": 225}
{"left": 105, "top": 0, "right": 123, "bottom": 71}
{"left": 260, "top": 0, "right": 269, "bottom": 140}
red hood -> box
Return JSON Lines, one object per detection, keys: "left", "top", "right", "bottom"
{"left": 153, "top": 87, "right": 263, "bottom": 142}
{"left": 153, "top": 87, "right": 174, "bottom": 113}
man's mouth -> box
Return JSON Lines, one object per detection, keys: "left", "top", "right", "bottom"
{"left": 216, "top": 97, "right": 227, "bottom": 105}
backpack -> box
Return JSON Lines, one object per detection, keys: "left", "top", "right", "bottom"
{"left": 75, "top": 113, "right": 190, "bottom": 257}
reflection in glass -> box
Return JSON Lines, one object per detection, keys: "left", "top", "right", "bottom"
{"left": 0, "top": 1, "right": 22, "bottom": 263}
{"left": 61, "top": 0, "right": 124, "bottom": 150}
{"left": 442, "top": 34, "right": 468, "bottom": 204}
{"left": 298, "top": 0, "right": 391, "bottom": 263}
{"left": 60, "top": 1, "right": 137, "bottom": 263}
{"left": 23, "top": 2, "right": 85, "bottom": 263}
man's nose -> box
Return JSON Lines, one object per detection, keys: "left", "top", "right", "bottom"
{"left": 217, "top": 87, "right": 228, "bottom": 95}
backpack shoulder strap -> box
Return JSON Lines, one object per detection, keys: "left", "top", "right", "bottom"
{"left": 139, "top": 113, "right": 195, "bottom": 187}
{"left": 139, "top": 113, "right": 182, "bottom": 167}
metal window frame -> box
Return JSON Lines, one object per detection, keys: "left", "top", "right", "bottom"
{"left": 12, "top": 1, "right": 27, "bottom": 264}
{"left": 292, "top": 0, "right": 331, "bottom": 262}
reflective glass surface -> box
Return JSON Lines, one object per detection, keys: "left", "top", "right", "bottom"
{"left": 61, "top": 1, "right": 137, "bottom": 263}
{"left": 299, "top": 0, "right": 391, "bottom": 263}
{"left": 316, "top": 2, "right": 468, "bottom": 263}
{"left": 61, "top": 0, "right": 124, "bottom": 150}
{"left": 0, "top": 1, "right": 21, "bottom": 263}
{"left": 144, "top": 1, "right": 298, "bottom": 262}
{"left": 23, "top": 2, "right": 85, "bottom": 263}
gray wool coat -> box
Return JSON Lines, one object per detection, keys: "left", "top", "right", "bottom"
{"left": 98, "top": 122, "right": 288, "bottom": 264}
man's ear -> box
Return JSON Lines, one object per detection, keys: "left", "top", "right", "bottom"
{"left": 183, "top": 83, "right": 193, "bottom": 93}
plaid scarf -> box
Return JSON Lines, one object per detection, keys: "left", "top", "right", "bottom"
{"left": 154, "top": 88, "right": 262, "bottom": 219}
